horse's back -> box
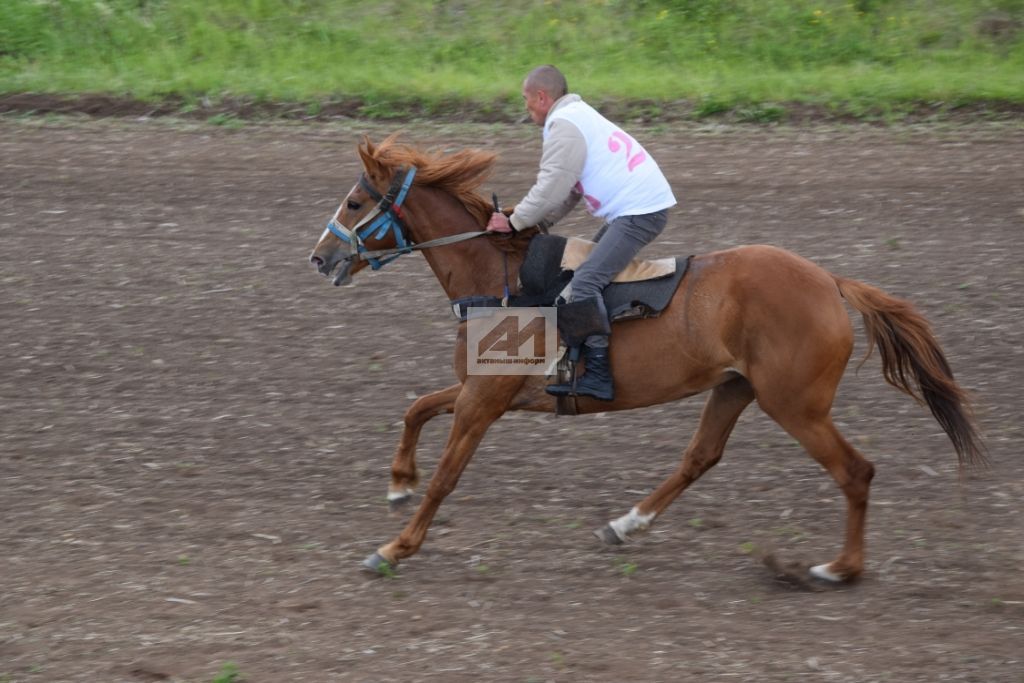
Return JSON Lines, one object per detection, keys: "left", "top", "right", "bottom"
{"left": 689, "top": 244, "right": 846, "bottom": 319}
{"left": 694, "top": 243, "right": 838, "bottom": 287}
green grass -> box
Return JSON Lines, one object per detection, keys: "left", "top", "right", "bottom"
{"left": 1, "top": 0, "right": 1021, "bottom": 119}
{"left": 614, "top": 556, "right": 639, "bottom": 576}
{"left": 211, "top": 662, "right": 244, "bottom": 683}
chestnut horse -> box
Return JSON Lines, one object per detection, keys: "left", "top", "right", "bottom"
{"left": 309, "top": 135, "right": 984, "bottom": 584}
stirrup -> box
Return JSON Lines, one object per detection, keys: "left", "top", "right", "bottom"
{"left": 546, "top": 345, "right": 583, "bottom": 398}
{"left": 545, "top": 345, "right": 614, "bottom": 402}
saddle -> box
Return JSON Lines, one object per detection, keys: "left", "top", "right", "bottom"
{"left": 449, "top": 233, "right": 690, "bottom": 416}
{"left": 515, "top": 234, "right": 690, "bottom": 321}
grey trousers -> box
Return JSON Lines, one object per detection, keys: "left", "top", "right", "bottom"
{"left": 570, "top": 209, "right": 669, "bottom": 348}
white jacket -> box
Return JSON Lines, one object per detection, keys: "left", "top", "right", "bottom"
{"left": 510, "top": 94, "right": 675, "bottom": 230}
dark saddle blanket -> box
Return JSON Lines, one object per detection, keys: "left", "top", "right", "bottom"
{"left": 515, "top": 234, "right": 690, "bottom": 321}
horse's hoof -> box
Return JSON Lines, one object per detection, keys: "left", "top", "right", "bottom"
{"left": 387, "top": 488, "right": 415, "bottom": 514}
{"left": 362, "top": 552, "right": 395, "bottom": 576}
{"left": 809, "top": 563, "right": 845, "bottom": 583}
{"left": 594, "top": 524, "right": 625, "bottom": 546}
{"left": 387, "top": 494, "right": 413, "bottom": 514}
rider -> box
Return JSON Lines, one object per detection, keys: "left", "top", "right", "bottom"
{"left": 487, "top": 65, "right": 676, "bottom": 401}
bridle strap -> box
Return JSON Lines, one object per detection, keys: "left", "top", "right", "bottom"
{"left": 359, "top": 174, "right": 385, "bottom": 202}
{"left": 359, "top": 171, "right": 404, "bottom": 211}
{"left": 326, "top": 167, "right": 416, "bottom": 269}
{"left": 353, "top": 229, "right": 490, "bottom": 261}
{"left": 327, "top": 165, "right": 489, "bottom": 269}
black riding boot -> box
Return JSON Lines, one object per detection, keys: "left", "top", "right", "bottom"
{"left": 545, "top": 340, "right": 615, "bottom": 401}
{"left": 545, "top": 296, "right": 614, "bottom": 401}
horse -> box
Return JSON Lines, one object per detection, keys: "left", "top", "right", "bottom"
{"left": 309, "top": 134, "right": 984, "bottom": 584}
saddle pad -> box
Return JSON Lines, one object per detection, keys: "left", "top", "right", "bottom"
{"left": 562, "top": 237, "right": 676, "bottom": 282}
{"left": 516, "top": 234, "right": 690, "bottom": 322}
{"left": 602, "top": 257, "right": 689, "bottom": 320}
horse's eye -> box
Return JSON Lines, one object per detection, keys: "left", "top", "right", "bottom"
{"left": 347, "top": 200, "right": 361, "bottom": 211}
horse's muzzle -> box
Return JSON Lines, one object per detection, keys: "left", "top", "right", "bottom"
{"left": 309, "top": 253, "right": 350, "bottom": 286}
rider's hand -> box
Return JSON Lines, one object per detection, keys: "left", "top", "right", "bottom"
{"left": 487, "top": 212, "right": 513, "bottom": 233}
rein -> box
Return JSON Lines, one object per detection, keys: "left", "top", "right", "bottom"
{"left": 325, "top": 165, "right": 489, "bottom": 271}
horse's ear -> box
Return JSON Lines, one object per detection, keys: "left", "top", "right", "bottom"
{"left": 359, "top": 132, "right": 403, "bottom": 182}
{"left": 358, "top": 136, "right": 381, "bottom": 177}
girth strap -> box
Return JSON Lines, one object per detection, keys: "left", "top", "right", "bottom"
{"left": 450, "top": 295, "right": 504, "bottom": 321}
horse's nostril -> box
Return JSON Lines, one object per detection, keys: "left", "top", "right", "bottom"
{"left": 310, "top": 255, "right": 324, "bottom": 268}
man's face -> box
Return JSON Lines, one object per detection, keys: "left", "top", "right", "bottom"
{"left": 522, "top": 83, "right": 552, "bottom": 126}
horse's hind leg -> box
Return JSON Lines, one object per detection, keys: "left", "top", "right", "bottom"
{"left": 758, "top": 394, "right": 875, "bottom": 583}
{"left": 597, "top": 376, "right": 755, "bottom": 544}
{"left": 388, "top": 383, "right": 461, "bottom": 512}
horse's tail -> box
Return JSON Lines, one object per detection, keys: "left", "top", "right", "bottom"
{"left": 834, "top": 276, "right": 986, "bottom": 468}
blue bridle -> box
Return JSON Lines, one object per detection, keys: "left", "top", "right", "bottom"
{"left": 326, "top": 166, "right": 417, "bottom": 270}
{"left": 321, "top": 165, "right": 493, "bottom": 287}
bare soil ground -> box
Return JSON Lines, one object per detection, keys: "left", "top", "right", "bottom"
{"left": 3, "top": 93, "right": 1023, "bottom": 126}
{"left": 1, "top": 116, "right": 1022, "bottom": 683}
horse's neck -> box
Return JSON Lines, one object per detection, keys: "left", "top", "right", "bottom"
{"left": 411, "top": 190, "right": 520, "bottom": 301}
{"left": 427, "top": 239, "right": 519, "bottom": 300}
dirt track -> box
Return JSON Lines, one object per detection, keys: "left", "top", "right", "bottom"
{"left": 1, "top": 117, "right": 1022, "bottom": 682}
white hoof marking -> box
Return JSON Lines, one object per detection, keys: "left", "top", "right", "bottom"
{"left": 609, "top": 506, "right": 656, "bottom": 541}
{"left": 387, "top": 487, "right": 414, "bottom": 502}
{"left": 810, "top": 563, "right": 844, "bottom": 583}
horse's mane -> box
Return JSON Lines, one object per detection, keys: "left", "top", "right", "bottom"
{"left": 359, "top": 134, "right": 496, "bottom": 226}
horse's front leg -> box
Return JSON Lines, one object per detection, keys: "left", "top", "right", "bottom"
{"left": 365, "top": 375, "right": 525, "bottom": 573}
{"left": 388, "top": 383, "right": 462, "bottom": 513}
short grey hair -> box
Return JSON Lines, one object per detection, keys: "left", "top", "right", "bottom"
{"left": 524, "top": 65, "right": 568, "bottom": 99}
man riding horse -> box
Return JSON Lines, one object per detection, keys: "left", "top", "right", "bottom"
{"left": 486, "top": 65, "right": 677, "bottom": 401}
{"left": 309, "top": 127, "right": 984, "bottom": 582}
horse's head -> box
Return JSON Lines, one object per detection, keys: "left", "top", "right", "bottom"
{"left": 309, "top": 137, "right": 418, "bottom": 286}
{"left": 310, "top": 135, "right": 505, "bottom": 293}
